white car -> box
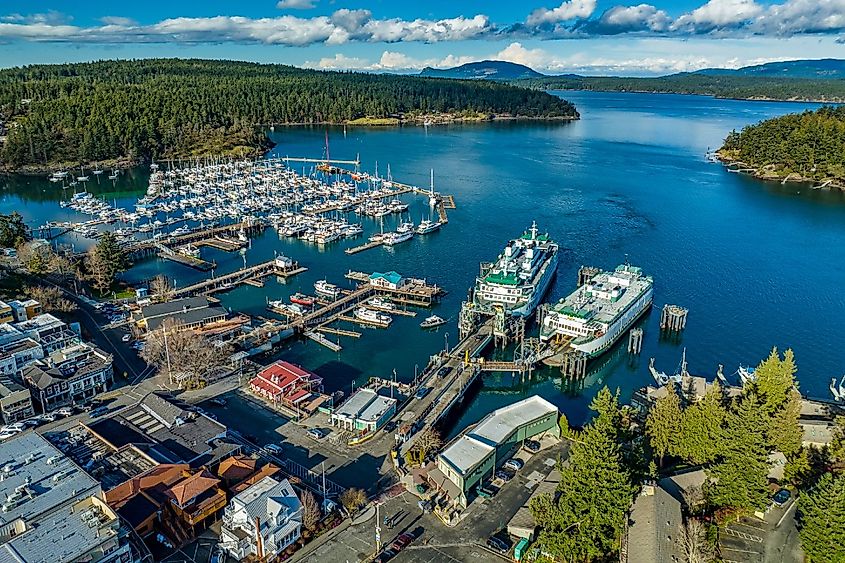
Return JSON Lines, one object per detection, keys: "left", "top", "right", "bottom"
{"left": 503, "top": 458, "right": 524, "bottom": 472}
{"left": 56, "top": 407, "right": 74, "bottom": 417}
{"left": 1, "top": 423, "right": 25, "bottom": 433}
{"left": 0, "top": 430, "right": 18, "bottom": 441}
{"left": 265, "top": 443, "right": 284, "bottom": 455}
{"left": 39, "top": 413, "right": 58, "bottom": 422}
{"left": 121, "top": 334, "right": 131, "bottom": 342}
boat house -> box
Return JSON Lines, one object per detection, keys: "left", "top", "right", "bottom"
{"left": 369, "top": 271, "right": 406, "bottom": 290}
{"left": 330, "top": 388, "right": 397, "bottom": 434}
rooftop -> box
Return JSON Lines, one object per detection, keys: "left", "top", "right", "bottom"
{"left": 370, "top": 271, "right": 403, "bottom": 285}
{"left": 0, "top": 432, "right": 100, "bottom": 526}
{"left": 550, "top": 264, "right": 652, "bottom": 326}
{"left": 439, "top": 435, "right": 494, "bottom": 477}
{"left": 230, "top": 476, "right": 300, "bottom": 524}
{"left": 333, "top": 388, "right": 396, "bottom": 422}
{"left": 13, "top": 313, "right": 64, "bottom": 334}
{"left": 472, "top": 395, "right": 558, "bottom": 445}
{"left": 626, "top": 485, "right": 683, "bottom": 563}
{"left": 145, "top": 304, "right": 227, "bottom": 332}
{"left": 140, "top": 296, "right": 209, "bottom": 320}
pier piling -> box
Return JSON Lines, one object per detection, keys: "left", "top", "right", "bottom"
{"left": 660, "top": 304, "right": 689, "bottom": 332}
{"left": 561, "top": 350, "right": 588, "bottom": 379}
{"left": 628, "top": 328, "right": 644, "bottom": 354}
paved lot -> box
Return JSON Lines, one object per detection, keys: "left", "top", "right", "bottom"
{"left": 719, "top": 495, "right": 803, "bottom": 563}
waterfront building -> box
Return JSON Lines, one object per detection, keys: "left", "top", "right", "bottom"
{"left": 0, "top": 375, "right": 34, "bottom": 423}
{"left": 433, "top": 395, "right": 559, "bottom": 508}
{"left": 14, "top": 313, "right": 80, "bottom": 353}
{"left": 0, "top": 432, "right": 133, "bottom": 563}
{"left": 369, "top": 271, "right": 407, "bottom": 290}
{"left": 330, "top": 388, "right": 397, "bottom": 433}
{"left": 87, "top": 392, "right": 231, "bottom": 467}
{"left": 7, "top": 299, "right": 42, "bottom": 323}
{"left": 624, "top": 484, "right": 683, "bottom": 563}
{"left": 0, "top": 337, "right": 44, "bottom": 377}
{"left": 219, "top": 476, "right": 302, "bottom": 561}
{"left": 137, "top": 296, "right": 228, "bottom": 332}
{"left": 22, "top": 343, "right": 114, "bottom": 412}
{"left": 249, "top": 361, "right": 324, "bottom": 415}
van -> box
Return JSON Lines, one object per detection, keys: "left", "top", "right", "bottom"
{"left": 89, "top": 406, "right": 109, "bottom": 418}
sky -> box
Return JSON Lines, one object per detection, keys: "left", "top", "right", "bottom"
{"left": 1, "top": 0, "right": 845, "bottom": 75}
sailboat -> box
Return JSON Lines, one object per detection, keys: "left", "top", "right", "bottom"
{"left": 428, "top": 169, "right": 438, "bottom": 207}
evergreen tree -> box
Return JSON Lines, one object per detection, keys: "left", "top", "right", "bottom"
{"left": 0, "top": 212, "right": 29, "bottom": 248}
{"left": 590, "top": 386, "right": 621, "bottom": 440}
{"left": 797, "top": 471, "right": 845, "bottom": 562}
{"left": 531, "top": 423, "right": 635, "bottom": 561}
{"left": 678, "top": 382, "right": 727, "bottom": 465}
{"left": 752, "top": 347, "right": 798, "bottom": 414}
{"left": 704, "top": 394, "right": 770, "bottom": 514}
{"left": 646, "top": 383, "right": 683, "bottom": 467}
{"left": 87, "top": 232, "right": 128, "bottom": 293}
{"left": 769, "top": 388, "right": 803, "bottom": 457}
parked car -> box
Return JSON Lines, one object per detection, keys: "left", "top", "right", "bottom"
{"left": 0, "top": 430, "right": 18, "bottom": 441}
{"left": 89, "top": 406, "right": 109, "bottom": 418}
{"left": 495, "top": 469, "right": 514, "bottom": 482}
{"left": 437, "top": 366, "right": 451, "bottom": 379}
{"left": 486, "top": 536, "right": 511, "bottom": 554}
{"left": 773, "top": 488, "right": 791, "bottom": 507}
{"left": 1, "top": 423, "right": 25, "bottom": 433}
{"left": 39, "top": 413, "right": 58, "bottom": 422}
{"left": 56, "top": 407, "right": 74, "bottom": 417}
{"left": 22, "top": 418, "right": 41, "bottom": 428}
{"left": 478, "top": 484, "right": 498, "bottom": 499}
{"left": 414, "top": 386, "right": 431, "bottom": 400}
{"left": 524, "top": 439, "right": 541, "bottom": 453}
{"left": 391, "top": 533, "right": 415, "bottom": 551}
{"left": 504, "top": 458, "right": 524, "bottom": 472}
{"left": 383, "top": 421, "right": 397, "bottom": 432}
{"left": 265, "top": 443, "right": 284, "bottom": 455}
{"left": 307, "top": 428, "right": 325, "bottom": 440}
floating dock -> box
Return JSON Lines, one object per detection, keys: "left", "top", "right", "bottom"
{"left": 345, "top": 240, "right": 383, "bottom": 255}
{"left": 304, "top": 330, "right": 342, "bottom": 352}
{"left": 172, "top": 258, "right": 306, "bottom": 298}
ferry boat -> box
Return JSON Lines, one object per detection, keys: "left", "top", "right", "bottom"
{"left": 471, "top": 222, "right": 558, "bottom": 317}
{"left": 416, "top": 219, "right": 441, "bottom": 235}
{"left": 314, "top": 280, "right": 342, "bottom": 299}
{"left": 539, "top": 263, "right": 653, "bottom": 358}
{"left": 290, "top": 293, "right": 316, "bottom": 307}
{"left": 353, "top": 307, "right": 392, "bottom": 327}
{"left": 420, "top": 315, "right": 447, "bottom": 329}
{"left": 382, "top": 231, "right": 413, "bottom": 246}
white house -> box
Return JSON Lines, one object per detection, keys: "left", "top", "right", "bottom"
{"left": 219, "top": 476, "right": 302, "bottom": 561}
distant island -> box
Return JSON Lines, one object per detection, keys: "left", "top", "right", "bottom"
{"left": 419, "top": 60, "right": 545, "bottom": 81}
{"left": 717, "top": 105, "right": 845, "bottom": 189}
{"left": 0, "top": 59, "right": 578, "bottom": 172}
{"left": 509, "top": 59, "right": 845, "bottom": 103}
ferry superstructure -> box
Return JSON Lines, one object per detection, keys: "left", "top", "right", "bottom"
{"left": 471, "top": 222, "right": 558, "bottom": 317}
{"left": 540, "top": 264, "right": 653, "bottom": 357}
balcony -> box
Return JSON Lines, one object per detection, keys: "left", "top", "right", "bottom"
{"left": 175, "top": 488, "right": 227, "bottom": 527}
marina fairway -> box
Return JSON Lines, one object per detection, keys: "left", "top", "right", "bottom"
{"left": 3, "top": 90, "right": 845, "bottom": 427}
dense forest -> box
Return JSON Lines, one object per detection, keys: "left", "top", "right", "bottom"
{"left": 514, "top": 74, "right": 845, "bottom": 103}
{"left": 719, "top": 105, "right": 845, "bottom": 185}
{"left": 0, "top": 59, "right": 577, "bottom": 170}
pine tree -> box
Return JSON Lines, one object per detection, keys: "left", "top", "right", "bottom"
{"left": 531, "top": 423, "right": 635, "bottom": 561}
{"left": 752, "top": 347, "right": 798, "bottom": 414}
{"left": 87, "top": 232, "right": 128, "bottom": 293}
{"left": 590, "top": 386, "right": 621, "bottom": 440}
{"left": 704, "top": 394, "right": 770, "bottom": 514}
{"left": 678, "top": 382, "right": 727, "bottom": 464}
{"left": 797, "top": 471, "right": 845, "bottom": 562}
{"left": 646, "top": 383, "right": 683, "bottom": 467}
{"left": 769, "top": 388, "right": 803, "bottom": 457}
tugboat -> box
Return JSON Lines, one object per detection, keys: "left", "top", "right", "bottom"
{"left": 290, "top": 293, "right": 316, "bottom": 307}
{"left": 420, "top": 315, "right": 447, "bottom": 329}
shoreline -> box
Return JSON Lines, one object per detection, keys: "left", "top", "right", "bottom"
{"left": 0, "top": 114, "right": 577, "bottom": 175}
{"left": 716, "top": 153, "right": 845, "bottom": 191}
{"left": 544, "top": 87, "right": 844, "bottom": 105}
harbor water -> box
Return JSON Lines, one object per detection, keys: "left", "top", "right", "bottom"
{"left": 2, "top": 90, "right": 844, "bottom": 431}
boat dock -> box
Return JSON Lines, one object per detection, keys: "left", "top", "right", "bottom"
{"left": 195, "top": 235, "right": 247, "bottom": 252}
{"left": 315, "top": 325, "right": 361, "bottom": 338}
{"left": 344, "top": 240, "right": 383, "bottom": 255}
{"left": 124, "top": 221, "right": 265, "bottom": 261}
{"left": 153, "top": 242, "right": 217, "bottom": 271}
{"left": 304, "top": 330, "right": 342, "bottom": 352}
{"left": 172, "top": 257, "right": 306, "bottom": 298}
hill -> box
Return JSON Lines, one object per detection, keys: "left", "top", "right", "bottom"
{"left": 718, "top": 106, "right": 845, "bottom": 187}
{"left": 420, "top": 60, "right": 545, "bottom": 81}
{"left": 0, "top": 59, "right": 577, "bottom": 171}
{"left": 694, "top": 59, "right": 845, "bottom": 80}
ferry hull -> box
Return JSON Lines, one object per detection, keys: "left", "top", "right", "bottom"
{"left": 571, "top": 289, "right": 653, "bottom": 358}
{"left": 474, "top": 250, "right": 558, "bottom": 318}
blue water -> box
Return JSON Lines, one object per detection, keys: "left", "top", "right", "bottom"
{"left": 3, "top": 91, "right": 844, "bottom": 431}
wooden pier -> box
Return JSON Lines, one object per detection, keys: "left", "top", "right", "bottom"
{"left": 157, "top": 249, "right": 216, "bottom": 271}
{"left": 195, "top": 235, "right": 247, "bottom": 252}
{"left": 125, "top": 221, "right": 265, "bottom": 261}
{"left": 172, "top": 258, "right": 306, "bottom": 298}
{"left": 316, "top": 325, "right": 361, "bottom": 338}
{"left": 345, "top": 240, "right": 383, "bottom": 255}
{"left": 304, "top": 330, "right": 343, "bottom": 352}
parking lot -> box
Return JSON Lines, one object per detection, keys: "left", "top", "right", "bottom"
{"left": 718, "top": 494, "right": 803, "bottom": 563}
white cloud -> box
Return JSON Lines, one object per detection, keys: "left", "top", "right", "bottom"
{"left": 597, "top": 4, "right": 671, "bottom": 33}
{"left": 672, "top": 0, "right": 764, "bottom": 32}
{"left": 99, "top": 16, "right": 137, "bottom": 27}
{"left": 754, "top": 0, "right": 845, "bottom": 35}
{"left": 277, "top": 0, "right": 316, "bottom": 9}
{"left": 527, "top": 0, "right": 597, "bottom": 26}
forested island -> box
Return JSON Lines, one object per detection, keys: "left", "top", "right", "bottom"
{"left": 718, "top": 106, "right": 845, "bottom": 188}
{"left": 514, "top": 74, "right": 845, "bottom": 103}
{"left": 0, "top": 59, "right": 577, "bottom": 172}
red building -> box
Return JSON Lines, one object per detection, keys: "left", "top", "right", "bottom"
{"left": 249, "top": 361, "right": 324, "bottom": 414}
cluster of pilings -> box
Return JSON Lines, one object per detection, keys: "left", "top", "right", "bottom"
{"left": 561, "top": 350, "right": 588, "bottom": 378}
{"left": 660, "top": 304, "right": 689, "bottom": 332}
{"left": 628, "top": 327, "right": 644, "bottom": 354}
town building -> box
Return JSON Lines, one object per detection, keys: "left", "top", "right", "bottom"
{"left": 0, "top": 337, "right": 44, "bottom": 377}
{"left": 0, "top": 375, "right": 34, "bottom": 423}
{"left": 434, "top": 395, "right": 559, "bottom": 507}
{"left": 87, "top": 392, "right": 232, "bottom": 467}
{"left": 219, "top": 476, "right": 302, "bottom": 561}
{"left": 105, "top": 464, "right": 190, "bottom": 540}
{"left": 137, "top": 296, "right": 228, "bottom": 332}
{"left": 331, "top": 388, "right": 397, "bottom": 434}
{"left": 0, "top": 300, "right": 14, "bottom": 324}
{"left": 7, "top": 299, "right": 42, "bottom": 323}
{"left": 507, "top": 467, "right": 561, "bottom": 540}
{"left": 22, "top": 344, "right": 114, "bottom": 412}
{"left": 13, "top": 313, "right": 80, "bottom": 353}
{"left": 165, "top": 469, "right": 228, "bottom": 536}
{"left": 0, "top": 432, "right": 133, "bottom": 563}
{"left": 249, "top": 361, "right": 325, "bottom": 416}
{"left": 623, "top": 484, "right": 684, "bottom": 563}
{"left": 369, "top": 271, "right": 407, "bottom": 290}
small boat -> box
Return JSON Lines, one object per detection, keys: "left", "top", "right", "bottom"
{"left": 420, "top": 315, "right": 447, "bottom": 329}
{"left": 268, "top": 300, "right": 305, "bottom": 316}
{"left": 383, "top": 231, "right": 413, "bottom": 246}
{"left": 831, "top": 377, "right": 842, "bottom": 402}
{"left": 367, "top": 297, "right": 395, "bottom": 310}
{"left": 738, "top": 365, "right": 757, "bottom": 386}
{"left": 290, "top": 292, "right": 316, "bottom": 307}
{"left": 314, "top": 280, "right": 342, "bottom": 298}
{"left": 368, "top": 232, "right": 384, "bottom": 243}
{"left": 353, "top": 307, "right": 392, "bottom": 327}
{"left": 416, "top": 219, "right": 441, "bottom": 235}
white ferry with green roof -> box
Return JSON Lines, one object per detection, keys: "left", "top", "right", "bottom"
{"left": 471, "top": 222, "right": 558, "bottom": 317}
{"left": 540, "top": 263, "right": 653, "bottom": 357}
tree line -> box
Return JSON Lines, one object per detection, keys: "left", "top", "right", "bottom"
{"left": 720, "top": 105, "right": 845, "bottom": 183}
{"left": 513, "top": 74, "right": 845, "bottom": 103}
{"left": 0, "top": 59, "right": 577, "bottom": 169}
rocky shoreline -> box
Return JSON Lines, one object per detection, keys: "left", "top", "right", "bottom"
{"left": 716, "top": 152, "right": 845, "bottom": 191}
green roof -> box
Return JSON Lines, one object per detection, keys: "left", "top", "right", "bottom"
{"left": 520, "top": 233, "right": 550, "bottom": 241}
{"left": 484, "top": 272, "right": 519, "bottom": 285}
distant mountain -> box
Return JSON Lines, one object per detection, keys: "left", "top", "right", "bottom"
{"left": 420, "top": 60, "right": 545, "bottom": 81}
{"left": 691, "top": 59, "right": 845, "bottom": 80}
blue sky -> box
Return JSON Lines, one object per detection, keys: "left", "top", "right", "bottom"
{"left": 1, "top": 0, "right": 844, "bottom": 75}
